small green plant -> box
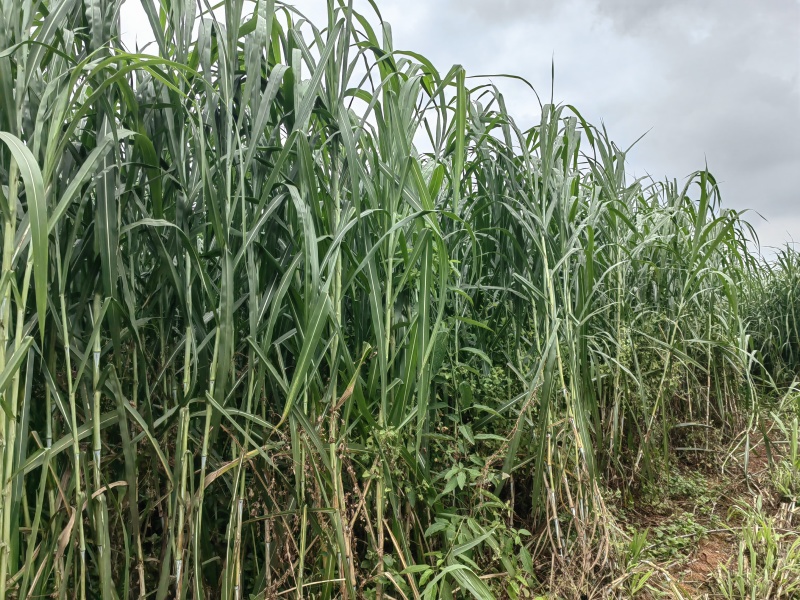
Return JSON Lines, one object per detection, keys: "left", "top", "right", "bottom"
{"left": 712, "top": 496, "right": 800, "bottom": 599}
{"left": 620, "top": 530, "right": 656, "bottom": 597}
{"left": 772, "top": 416, "right": 800, "bottom": 502}
{"left": 643, "top": 512, "right": 709, "bottom": 562}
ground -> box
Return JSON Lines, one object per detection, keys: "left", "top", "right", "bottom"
{"left": 596, "top": 417, "right": 800, "bottom": 599}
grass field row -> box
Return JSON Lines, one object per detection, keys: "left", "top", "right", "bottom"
{"left": 0, "top": 1, "right": 797, "bottom": 598}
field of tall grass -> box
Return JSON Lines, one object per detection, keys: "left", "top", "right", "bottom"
{"left": 0, "top": 1, "right": 797, "bottom": 598}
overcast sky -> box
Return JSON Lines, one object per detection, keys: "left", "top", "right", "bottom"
{"left": 120, "top": 0, "right": 800, "bottom": 254}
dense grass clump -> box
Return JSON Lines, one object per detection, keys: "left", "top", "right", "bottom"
{"left": 746, "top": 246, "right": 800, "bottom": 386}
{"left": 0, "top": 1, "right": 793, "bottom": 598}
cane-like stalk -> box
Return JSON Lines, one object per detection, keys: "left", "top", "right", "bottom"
{"left": 0, "top": 1, "right": 787, "bottom": 598}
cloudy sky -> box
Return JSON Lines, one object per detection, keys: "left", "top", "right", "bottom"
{"left": 120, "top": 0, "right": 800, "bottom": 254}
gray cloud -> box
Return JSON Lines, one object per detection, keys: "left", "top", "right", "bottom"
{"left": 429, "top": 0, "right": 800, "bottom": 248}
{"left": 587, "top": 0, "right": 800, "bottom": 231}
{"left": 121, "top": 0, "right": 800, "bottom": 250}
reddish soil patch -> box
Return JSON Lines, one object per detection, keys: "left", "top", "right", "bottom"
{"left": 684, "top": 533, "right": 734, "bottom": 584}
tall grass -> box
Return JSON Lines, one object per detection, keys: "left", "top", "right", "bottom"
{"left": 0, "top": 0, "right": 782, "bottom": 597}
{"left": 746, "top": 245, "right": 800, "bottom": 387}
